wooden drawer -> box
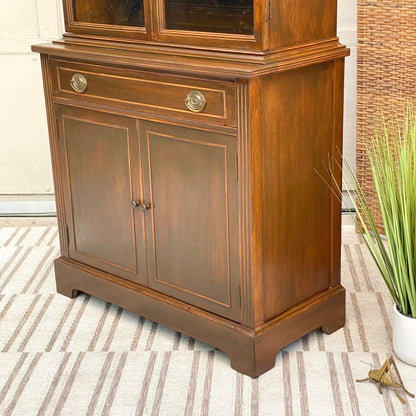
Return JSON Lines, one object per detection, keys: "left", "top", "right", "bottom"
{"left": 50, "top": 60, "right": 236, "bottom": 126}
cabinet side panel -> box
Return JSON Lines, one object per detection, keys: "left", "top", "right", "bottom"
{"left": 270, "top": 0, "right": 337, "bottom": 49}
{"left": 258, "top": 62, "right": 342, "bottom": 321}
{"left": 40, "top": 56, "right": 69, "bottom": 257}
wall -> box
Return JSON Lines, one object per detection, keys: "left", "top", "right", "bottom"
{"left": 338, "top": 0, "right": 357, "bottom": 189}
{"left": 0, "top": 1, "right": 357, "bottom": 214}
{"left": 0, "top": 0, "right": 62, "bottom": 214}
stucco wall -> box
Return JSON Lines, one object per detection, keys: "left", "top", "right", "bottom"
{"left": 0, "top": 1, "right": 357, "bottom": 214}
{"left": 0, "top": 0, "right": 63, "bottom": 214}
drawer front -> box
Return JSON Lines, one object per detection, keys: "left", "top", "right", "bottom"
{"left": 50, "top": 60, "right": 236, "bottom": 126}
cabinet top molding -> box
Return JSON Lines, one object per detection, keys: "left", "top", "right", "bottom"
{"left": 32, "top": 38, "right": 349, "bottom": 78}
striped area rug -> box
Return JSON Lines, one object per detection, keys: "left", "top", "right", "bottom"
{"left": 0, "top": 224, "right": 415, "bottom": 416}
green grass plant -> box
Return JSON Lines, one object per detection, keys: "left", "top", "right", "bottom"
{"left": 320, "top": 104, "right": 416, "bottom": 318}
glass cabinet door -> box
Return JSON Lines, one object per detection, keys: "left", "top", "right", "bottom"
{"left": 72, "top": 0, "right": 145, "bottom": 27}
{"left": 65, "top": 0, "right": 262, "bottom": 49}
{"left": 163, "top": 0, "right": 254, "bottom": 35}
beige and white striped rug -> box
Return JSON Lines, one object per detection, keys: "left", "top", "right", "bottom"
{"left": 0, "top": 223, "right": 415, "bottom": 416}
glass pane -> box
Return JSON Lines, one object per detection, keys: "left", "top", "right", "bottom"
{"left": 73, "top": 0, "right": 145, "bottom": 26}
{"left": 164, "top": 0, "right": 254, "bottom": 35}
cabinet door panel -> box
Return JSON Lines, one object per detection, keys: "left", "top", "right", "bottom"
{"left": 153, "top": 0, "right": 262, "bottom": 51}
{"left": 73, "top": 0, "right": 145, "bottom": 27}
{"left": 140, "top": 121, "right": 240, "bottom": 320}
{"left": 57, "top": 106, "right": 147, "bottom": 285}
{"left": 163, "top": 0, "right": 254, "bottom": 35}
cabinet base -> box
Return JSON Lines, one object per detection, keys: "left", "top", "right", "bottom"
{"left": 54, "top": 257, "right": 345, "bottom": 378}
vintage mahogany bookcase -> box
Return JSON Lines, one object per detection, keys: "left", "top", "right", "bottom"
{"left": 33, "top": 0, "right": 349, "bottom": 377}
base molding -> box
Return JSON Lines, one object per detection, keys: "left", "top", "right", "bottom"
{"left": 55, "top": 257, "right": 345, "bottom": 377}
{"left": 0, "top": 200, "right": 56, "bottom": 216}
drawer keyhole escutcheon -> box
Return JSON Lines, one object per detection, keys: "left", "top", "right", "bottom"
{"left": 185, "top": 90, "right": 206, "bottom": 112}
{"left": 70, "top": 73, "right": 88, "bottom": 93}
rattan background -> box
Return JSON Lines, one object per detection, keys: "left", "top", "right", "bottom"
{"left": 357, "top": 0, "right": 416, "bottom": 230}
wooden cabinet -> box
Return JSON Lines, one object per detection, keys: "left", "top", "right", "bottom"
{"left": 33, "top": 0, "right": 349, "bottom": 377}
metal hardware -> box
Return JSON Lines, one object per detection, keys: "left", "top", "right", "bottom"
{"left": 70, "top": 73, "right": 88, "bottom": 93}
{"left": 65, "top": 224, "right": 70, "bottom": 246}
{"left": 185, "top": 90, "right": 206, "bottom": 113}
{"left": 139, "top": 203, "right": 151, "bottom": 213}
{"left": 54, "top": 117, "right": 59, "bottom": 139}
{"left": 131, "top": 201, "right": 151, "bottom": 212}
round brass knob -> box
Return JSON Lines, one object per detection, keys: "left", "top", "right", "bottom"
{"left": 131, "top": 201, "right": 140, "bottom": 208}
{"left": 70, "top": 73, "right": 88, "bottom": 93}
{"left": 185, "top": 90, "right": 206, "bottom": 113}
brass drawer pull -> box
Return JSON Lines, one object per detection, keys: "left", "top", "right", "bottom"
{"left": 70, "top": 73, "right": 88, "bottom": 93}
{"left": 185, "top": 90, "right": 206, "bottom": 112}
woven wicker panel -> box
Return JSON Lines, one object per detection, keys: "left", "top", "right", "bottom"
{"left": 357, "top": 0, "right": 416, "bottom": 231}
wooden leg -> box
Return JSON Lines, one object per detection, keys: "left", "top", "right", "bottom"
{"left": 320, "top": 320, "right": 344, "bottom": 335}
{"left": 56, "top": 280, "right": 79, "bottom": 299}
{"left": 227, "top": 342, "right": 279, "bottom": 378}
{"left": 320, "top": 293, "right": 346, "bottom": 334}
{"left": 54, "top": 258, "right": 79, "bottom": 298}
{"left": 228, "top": 287, "right": 346, "bottom": 377}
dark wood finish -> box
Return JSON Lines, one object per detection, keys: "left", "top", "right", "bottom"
{"left": 50, "top": 59, "right": 237, "bottom": 126}
{"left": 55, "top": 256, "right": 345, "bottom": 377}
{"left": 153, "top": 0, "right": 263, "bottom": 51}
{"left": 57, "top": 106, "right": 148, "bottom": 284}
{"left": 33, "top": 0, "right": 349, "bottom": 377}
{"left": 73, "top": 0, "right": 145, "bottom": 27}
{"left": 73, "top": 0, "right": 112, "bottom": 24}
{"left": 63, "top": 0, "right": 149, "bottom": 40}
{"left": 163, "top": 0, "right": 253, "bottom": 35}
{"left": 33, "top": 39, "right": 348, "bottom": 77}
{"left": 39, "top": 55, "right": 69, "bottom": 258}
{"left": 256, "top": 62, "right": 338, "bottom": 321}
{"left": 61, "top": 0, "right": 340, "bottom": 52}
{"left": 139, "top": 121, "right": 240, "bottom": 320}
{"left": 269, "top": 0, "right": 337, "bottom": 49}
